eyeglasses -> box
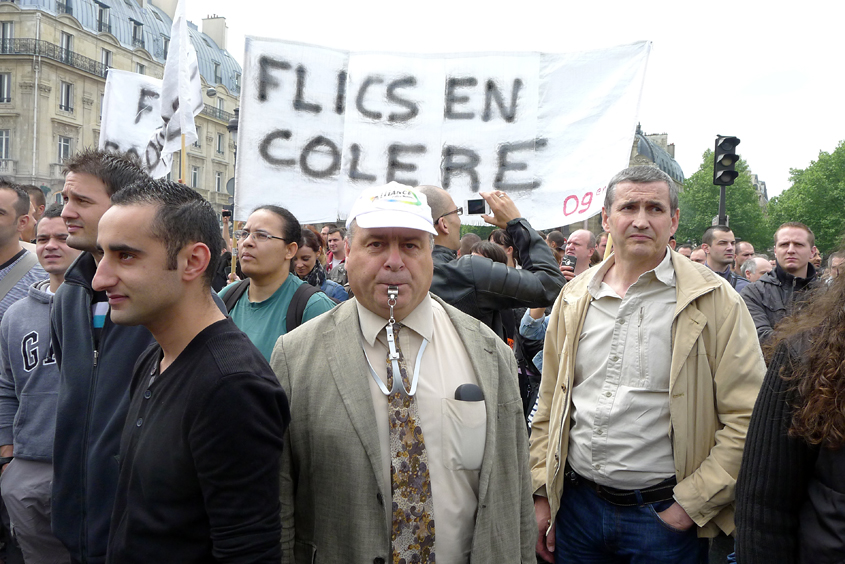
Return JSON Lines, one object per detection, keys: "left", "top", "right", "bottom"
{"left": 233, "top": 230, "right": 286, "bottom": 243}
{"left": 436, "top": 207, "right": 463, "bottom": 222}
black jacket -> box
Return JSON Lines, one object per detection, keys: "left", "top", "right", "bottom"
{"left": 51, "top": 252, "right": 155, "bottom": 564}
{"left": 740, "top": 262, "right": 817, "bottom": 344}
{"left": 429, "top": 218, "right": 565, "bottom": 340}
{"left": 736, "top": 342, "right": 845, "bottom": 564}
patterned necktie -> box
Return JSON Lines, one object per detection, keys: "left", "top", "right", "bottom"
{"left": 386, "top": 322, "right": 435, "bottom": 563}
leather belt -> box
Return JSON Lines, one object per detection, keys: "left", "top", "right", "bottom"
{"left": 564, "top": 464, "right": 676, "bottom": 507}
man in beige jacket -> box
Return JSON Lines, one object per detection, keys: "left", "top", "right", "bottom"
{"left": 529, "top": 166, "right": 765, "bottom": 563}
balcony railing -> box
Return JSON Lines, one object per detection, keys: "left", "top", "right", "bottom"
{"left": 97, "top": 20, "right": 110, "bottom": 34}
{"left": 59, "top": 104, "right": 73, "bottom": 113}
{"left": 0, "top": 38, "right": 108, "bottom": 78}
{"left": 132, "top": 37, "right": 144, "bottom": 49}
{"left": 202, "top": 104, "right": 232, "bottom": 123}
{"left": 0, "top": 160, "right": 15, "bottom": 175}
{"left": 56, "top": 1, "right": 72, "bottom": 15}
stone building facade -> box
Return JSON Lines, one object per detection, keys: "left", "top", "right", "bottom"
{"left": 0, "top": 0, "right": 240, "bottom": 211}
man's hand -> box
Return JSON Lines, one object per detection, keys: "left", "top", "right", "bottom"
{"left": 534, "top": 496, "right": 555, "bottom": 562}
{"left": 480, "top": 191, "right": 521, "bottom": 228}
{"left": 0, "top": 444, "right": 12, "bottom": 474}
{"left": 657, "top": 501, "right": 695, "bottom": 531}
{"left": 560, "top": 264, "right": 576, "bottom": 281}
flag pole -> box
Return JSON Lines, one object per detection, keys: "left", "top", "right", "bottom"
{"left": 180, "top": 134, "right": 187, "bottom": 183}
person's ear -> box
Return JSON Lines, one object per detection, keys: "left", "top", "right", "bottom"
{"left": 181, "top": 242, "right": 211, "bottom": 283}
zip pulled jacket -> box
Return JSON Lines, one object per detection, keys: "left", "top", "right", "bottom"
{"left": 740, "top": 262, "right": 817, "bottom": 344}
{"left": 51, "top": 252, "right": 155, "bottom": 564}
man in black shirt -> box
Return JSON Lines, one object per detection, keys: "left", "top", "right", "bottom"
{"left": 92, "top": 178, "right": 290, "bottom": 563}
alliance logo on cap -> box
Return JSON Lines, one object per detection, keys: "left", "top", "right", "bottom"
{"left": 369, "top": 187, "right": 423, "bottom": 208}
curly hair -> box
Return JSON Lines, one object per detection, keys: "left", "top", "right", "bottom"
{"left": 770, "top": 242, "right": 845, "bottom": 448}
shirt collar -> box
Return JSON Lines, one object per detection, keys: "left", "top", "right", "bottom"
{"left": 588, "top": 248, "right": 675, "bottom": 299}
{"left": 355, "top": 293, "right": 434, "bottom": 346}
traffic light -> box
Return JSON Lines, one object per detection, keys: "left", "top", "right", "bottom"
{"left": 713, "top": 136, "right": 740, "bottom": 186}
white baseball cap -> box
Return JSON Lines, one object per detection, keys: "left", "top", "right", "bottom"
{"left": 346, "top": 182, "right": 437, "bottom": 235}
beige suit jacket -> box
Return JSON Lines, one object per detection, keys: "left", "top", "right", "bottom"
{"left": 271, "top": 295, "right": 535, "bottom": 563}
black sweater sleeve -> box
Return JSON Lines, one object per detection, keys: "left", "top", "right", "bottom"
{"left": 735, "top": 345, "right": 817, "bottom": 564}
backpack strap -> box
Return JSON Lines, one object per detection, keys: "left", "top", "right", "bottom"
{"left": 222, "top": 279, "right": 250, "bottom": 313}
{"left": 286, "top": 283, "right": 321, "bottom": 332}
{"left": 0, "top": 251, "right": 37, "bottom": 301}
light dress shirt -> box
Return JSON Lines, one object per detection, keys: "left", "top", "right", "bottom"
{"left": 357, "top": 294, "right": 486, "bottom": 564}
{"left": 568, "top": 249, "right": 677, "bottom": 489}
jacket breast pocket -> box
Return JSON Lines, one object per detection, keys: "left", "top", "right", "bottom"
{"left": 441, "top": 399, "right": 486, "bottom": 471}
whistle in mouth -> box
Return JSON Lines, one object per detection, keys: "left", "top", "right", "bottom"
{"left": 387, "top": 285, "right": 399, "bottom": 299}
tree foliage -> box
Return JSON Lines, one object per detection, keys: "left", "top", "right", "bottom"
{"left": 766, "top": 140, "right": 845, "bottom": 256}
{"left": 676, "top": 149, "right": 770, "bottom": 252}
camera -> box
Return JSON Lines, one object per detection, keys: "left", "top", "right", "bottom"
{"left": 466, "top": 198, "right": 490, "bottom": 215}
{"left": 560, "top": 254, "right": 577, "bottom": 269}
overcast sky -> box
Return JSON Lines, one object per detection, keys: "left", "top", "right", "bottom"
{"left": 187, "top": 0, "right": 844, "bottom": 199}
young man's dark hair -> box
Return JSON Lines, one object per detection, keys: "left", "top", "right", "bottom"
{"left": 21, "top": 185, "right": 46, "bottom": 209}
{"left": 0, "top": 183, "right": 33, "bottom": 218}
{"left": 253, "top": 204, "right": 302, "bottom": 247}
{"left": 326, "top": 225, "right": 346, "bottom": 239}
{"left": 546, "top": 231, "right": 566, "bottom": 249}
{"left": 111, "top": 179, "right": 222, "bottom": 287}
{"left": 38, "top": 202, "right": 63, "bottom": 223}
{"left": 62, "top": 148, "right": 145, "bottom": 196}
{"left": 701, "top": 225, "right": 732, "bottom": 246}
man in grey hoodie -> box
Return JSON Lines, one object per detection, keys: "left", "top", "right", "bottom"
{"left": 0, "top": 203, "right": 80, "bottom": 563}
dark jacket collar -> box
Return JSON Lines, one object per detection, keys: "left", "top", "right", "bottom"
{"left": 772, "top": 261, "right": 817, "bottom": 289}
{"left": 63, "top": 252, "right": 97, "bottom": 290}
{"left": 432, "top": 244, "right": 457, "bottom": 263}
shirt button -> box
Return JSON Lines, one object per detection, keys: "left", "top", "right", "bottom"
{"left": 618, "top": 318, "right": 625, "bottom": 325}
{"left": 143, "top": 390, "right": 152, "bottom": 399}
{"left": 610, "top": 356, "right": 619, "bottom": 363}
{"left": 135, "top": 418, "right": 143, "bottom": 427}
{"left": 604, "top": 391, "right": 612, "bottom": 397}
{"left": 594, "top": 464, "right": 601, "bottom": 470}
{"left": 596, "top": 429, "right": 603, "bottom": 435}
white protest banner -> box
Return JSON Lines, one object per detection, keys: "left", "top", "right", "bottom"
{"left": 146, "top": 0, "right": 203, "bottom": 178}
{"left": 99, "top": 70, "right": 163, "bottom": 164}
{"left": 235, "top": 39, "right": 651, "bottom": 228}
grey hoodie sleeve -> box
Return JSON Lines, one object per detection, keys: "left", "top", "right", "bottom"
{"left": 0, "top": 314, "right": 19, "bottom": 446}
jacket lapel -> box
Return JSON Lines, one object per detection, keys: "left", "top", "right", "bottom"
{"left": 323, "top": 303, "right": 389, "bottom": 504}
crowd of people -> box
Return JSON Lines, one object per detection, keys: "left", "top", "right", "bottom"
{"left": 0, "top": 149, "right": 839, "bottom": 564}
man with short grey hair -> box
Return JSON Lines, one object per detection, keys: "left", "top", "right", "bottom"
{"left": 740, "top": 256, "right": 772, "bottom": 283}
{"left": 827, "top": 249, "right": 844, "bottom": 280}
{"left": 530, "top": 166, "right": 764, "bottom": 563}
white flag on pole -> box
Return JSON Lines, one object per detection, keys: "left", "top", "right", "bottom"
{"left": 146, "top": 0, "right": 203, "bottom": 178}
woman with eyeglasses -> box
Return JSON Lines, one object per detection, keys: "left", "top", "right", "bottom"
{"left": 292, "top": 228, "right": 348, "bottom": 302}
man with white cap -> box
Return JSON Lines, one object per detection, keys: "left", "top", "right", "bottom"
{"left": 271, "top": 182, "right": 535, "bottom": 564}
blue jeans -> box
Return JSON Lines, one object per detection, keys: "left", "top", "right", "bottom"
{"left": 555, "top": 477, "right": 709, "bottom": 564}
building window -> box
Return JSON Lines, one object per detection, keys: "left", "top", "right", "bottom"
{"left": 216, "top": 97, "right": 224, "bottom": 111}
{"left": 190, "top": 166, "right": 199, "bottom": 188}
{"left": 136, "top": 63, "right": 145, "bottom": 75}
{"left": 192, "top": 126, "right": 201, "bottom": 148}
{"left": 58, "top": 136, "right": 72, "bottom": 162}
{"left": 99, "top": 92, "right": 104, "bottom": 121}
{"left": 101, "top": 48, "right": 112, "bottom": 68}
{"left": 162, "top": 36, "right": 169, "bottom": 60}
{"left": 213, "top": 62, "right": 221, "bottom": 84}
{"left": 132, "top": 21, "right": 144, "bottom": 48}
{"left": 0, "top": 130, "right": 9, "bottom": 160}
{"left": 60, "top": 31, "right": 73, "bottom": 52}
{"left": 96, "top": 4, "right": 110, "bottom": 33}
{"left": 215, "top": 171, "right": 223, "bottom": 192}
{"left": 0, "top": 73, "right": 10, "bottom": 103}
{"left": 234, "top": 73, "right": 241, "bottom": 90}
{"left": 0, "top": 22, "right": 12, "bottom": 53}
{"left": 216, "top": 133, "right": 224, "bottom": 154}
{"left": 60, "top": 82, "right": 73, "bottom": 112}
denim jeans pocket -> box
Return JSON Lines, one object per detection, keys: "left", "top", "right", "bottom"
{"left": 646, "top": 499, "right": 692, "bottom": 534}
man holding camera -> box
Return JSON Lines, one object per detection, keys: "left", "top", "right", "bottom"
{"left": 559, "top": 229, "right": 597, "bottom": 281}
{"left": 417, "top": 185, "right": 564, "bottom": 342}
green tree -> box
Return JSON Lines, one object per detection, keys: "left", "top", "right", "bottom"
{"left": 460, "top": 224, "right": 496, "bottom": 240}
{"left": 676, "top": 149, "right": 770, "bottom": 252}
{"left": 766, "top": 140, "right": 845, "bottom": 256}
